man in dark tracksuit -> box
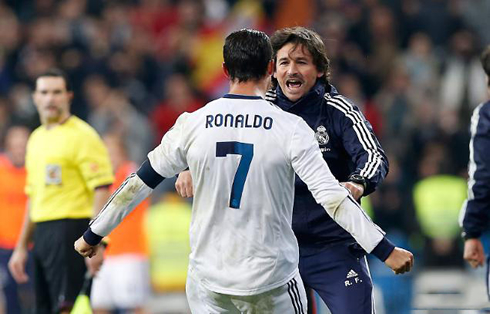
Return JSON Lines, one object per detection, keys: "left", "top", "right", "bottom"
{"left": 461, "top": 45, "right": 490, "bottom": 289}
{"left": 267, "top": 26, "right": 396, "bottom": 314}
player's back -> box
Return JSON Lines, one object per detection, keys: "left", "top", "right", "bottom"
{"left": 182, "top": 94, "right": 304, "bottom": 295}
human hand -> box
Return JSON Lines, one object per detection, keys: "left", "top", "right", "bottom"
{"left": 85, "top": 246, "right": 105, "bottom": 276}
{"left": 8, "top": 247, "right": 29, "bottom": 283}
{"left": 384, "top": 247, "right": 414, "bottom": 274}
{"left": 341, "top": 181, "right": 364, "bottom": 200}
{"left": 74, "top": 236, "right": 97, "bottom": 258}
{"left": 463, "top": 238, "right": 485, "bottom": 268}
{"left": 175, "top": 170, "right": 193, "bottom": 198}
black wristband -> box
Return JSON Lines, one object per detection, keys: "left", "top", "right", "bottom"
{"left": 462, "top": 231, "right": 481, "bottom": 240}
{"left": 348, "top": 174, "right": 367, "bottom": 190}
{"left": 82, "top": 227, "right": 103, "bottom": 246}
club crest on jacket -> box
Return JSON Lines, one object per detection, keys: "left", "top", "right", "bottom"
{"left": 315, "top": 125, "right": 329, "bottom": 145}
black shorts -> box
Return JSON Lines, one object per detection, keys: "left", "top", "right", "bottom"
{"left": 33, "top": 218, "right": 90, "bottom": 314}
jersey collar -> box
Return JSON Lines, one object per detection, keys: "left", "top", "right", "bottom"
{"left": 223, "top": 94, "right": 263, "bottom": 100}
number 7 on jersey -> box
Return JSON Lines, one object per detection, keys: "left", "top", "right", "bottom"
{"left": 216, "top": 142, "right": 254, "bottom": 209}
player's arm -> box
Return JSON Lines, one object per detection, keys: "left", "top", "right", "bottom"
{"left": 75, "top": 160, "right": 165, "bottom": 257}
{"left": 290, "top": 118, "right": 413, "bottom": 274}
{"left": 75, "top": 113, "right": 189, "bottom": 257}
{"left": 9, "top": 200, "right": 35, "bottom": 283}
{"left": 330, "top": 96, "right": 388, "bottom": 197}
{"left": 461, "top": 103, "right": 490, "bottom": 268}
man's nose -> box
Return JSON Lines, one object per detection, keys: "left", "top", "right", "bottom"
{"left": 45, "top": 93, "right": 56, "bottom": 103}
{"left": 287, "top": 63, "right": 299, "bottom": 75}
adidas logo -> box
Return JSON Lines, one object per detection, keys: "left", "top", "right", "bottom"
{"left": 346, "top": 269, "right": 358, "bottom": 279}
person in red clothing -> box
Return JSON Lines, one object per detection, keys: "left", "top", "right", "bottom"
{"left": 150, "top": 73, "right": 204, "bottom": 141}
{"left": 0, "top": 125, "right": 34, "bottom": 313}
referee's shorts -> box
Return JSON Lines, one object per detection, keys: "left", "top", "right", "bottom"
{"left": 32, "top": 218, "right": 90, "bottom": 314}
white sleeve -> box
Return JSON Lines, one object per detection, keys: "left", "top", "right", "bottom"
{"left": 89, "top": 113, "right": 191, "bottom": 237}
{"left": 290, "top": 118, "right": 385, "bottom": 253}
{"left": 90, "top": 174, "right": 153, "bottom": 237}
{"left": 148, "top": 112, "right": 189, "bottom": 178}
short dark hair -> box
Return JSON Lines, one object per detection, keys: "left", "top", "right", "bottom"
{"left": 223, "top": 29, "right": 272, "bottom": 82}
{"left": 270, "top": 27, "right": 330, "bottom": 85}
{"left": 482, "top": 45, "right": 490, "bottom": 83}
{"left": 35, "top": 68, "right": 72, "bottom": 92}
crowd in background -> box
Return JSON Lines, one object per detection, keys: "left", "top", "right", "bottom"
{"left": 1, "top": 0, "right": 490, "bottom": 312}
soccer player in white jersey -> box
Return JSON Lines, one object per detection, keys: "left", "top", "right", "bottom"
{"left": 74, "top": 29, "right": 414, "bottom": 313}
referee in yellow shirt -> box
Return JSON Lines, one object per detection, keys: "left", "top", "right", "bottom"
{"left": 8, "top": 68, "right": 114, "bottom": 314}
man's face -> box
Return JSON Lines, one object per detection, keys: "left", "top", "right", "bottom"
{"left": 274, "top": 43, "right": 323, "bottom": 102}
{"left": 5, "top": 126, "right": 29, "bottom": 167}
{"left": 33, "top": 77, "right": 72, "bottom": 124}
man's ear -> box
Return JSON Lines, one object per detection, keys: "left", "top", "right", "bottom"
{"left": 222, "top": 62, "right": 230, "bottom": 78}
{"left": 267, "top": 60, "right": 274, "bottom": 76}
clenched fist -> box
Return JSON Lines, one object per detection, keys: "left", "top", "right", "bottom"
{"left": 74, "top": 236, "right": 97, "bottom": 258}
{"left": 384, "top": 247, "right": 414, "bottom": 274}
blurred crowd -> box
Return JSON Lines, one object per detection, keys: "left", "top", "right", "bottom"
{"left": 1, "top": 0, "right": 490, "bottom": 310}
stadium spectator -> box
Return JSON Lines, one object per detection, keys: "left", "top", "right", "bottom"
{"left": 0, "top": 125, "right": 34, "bottom": 313}
{"left": 460, "top": 45, "right": 490, "bottom": 272}
{"left": 8, "top": 69, "right": 114, "bottom": 314}
{"left": 150, "top": 72, "right": 204, "bottom": 142}
{"left": 85, "top": 75, "right": 153, "bottom": 163}
{"left": 413, "top": 141, "right": 467, "bottom": 267}
{"left": 75, "top": 28, "right": 413, "bottom": 313}
{"left": 145, "top": 192, "right": 191, "bottom": 314}
{"left": 440, "top": 29, "right": 487, "bottom": 131}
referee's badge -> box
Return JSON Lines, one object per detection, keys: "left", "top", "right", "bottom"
{"left": 315, "top": 125, "right": 329, "bottom": 145}
{"left": 46, "top": 164, "right": 62, "bottom": 185}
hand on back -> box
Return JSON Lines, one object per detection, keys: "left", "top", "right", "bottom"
{"left": 175, "top": 170, "right": 194, "bottom": 198}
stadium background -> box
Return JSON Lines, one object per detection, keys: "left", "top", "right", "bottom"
{"left": 1, "top": 0, "right": 490, "bottom": 313}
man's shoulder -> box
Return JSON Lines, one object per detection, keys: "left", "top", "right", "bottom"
{"left": 323, "top": 94, "right": 366, "bottom": 128}
{"left": 472, "top": 100, "right": 490, "bottom": 125}
{"left": 325, "top": 94, "right": 360, "bottom": 112}
{"left": 29, "top": 125, "right": 44, "bottom": 139}
{"left": 479, "top": 99, "right": 490, "bottom": 114}
{"left": 67, "top": 116, "right": 102, "bottom": 139}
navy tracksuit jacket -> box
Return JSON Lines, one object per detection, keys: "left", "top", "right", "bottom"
{"left": 266, "top": 82, "right": 394, "bottom": 260}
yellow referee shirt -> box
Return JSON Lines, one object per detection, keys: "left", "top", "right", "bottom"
{"left": 25, "top": 116, "right": 114, "bottom": 223}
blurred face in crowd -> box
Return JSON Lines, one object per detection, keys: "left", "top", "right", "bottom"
{"left": 5, "top": 126, "right": 30, "bottom": 167}
{"left": 33, "top": 76, "right": 72, "bottom": 126}
{"left": 274, "top": 43, "right": 323, "bottom": 102}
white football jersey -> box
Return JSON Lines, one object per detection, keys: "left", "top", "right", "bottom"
{"left": 146, "top": 94, "right": 385, "bottom": 296}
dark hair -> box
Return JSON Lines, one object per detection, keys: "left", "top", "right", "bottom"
{"left": 35, "top": 68, "right": 72, "bottom": 92}
{"left": 270, "top": 27, "right": 330, "bottom": 85}
{"left": 482, "top": 45, "right": 490, "bottom": 85}
{"left": 223, "top": 29, "right": 272, "bottom": 82}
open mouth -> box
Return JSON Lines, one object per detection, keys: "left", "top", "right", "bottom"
{"left": 286, "top": 79, "right": 303, "bottom": 90}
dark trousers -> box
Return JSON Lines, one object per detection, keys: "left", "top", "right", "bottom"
{"left": 0, "top": 248, "right": 35, "bottom": 314}
{"left": 32, "top": 219, "right": 89, "bottom": 314}
{"left": 299, "top": 242, "right": 374, "bottom": 314}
